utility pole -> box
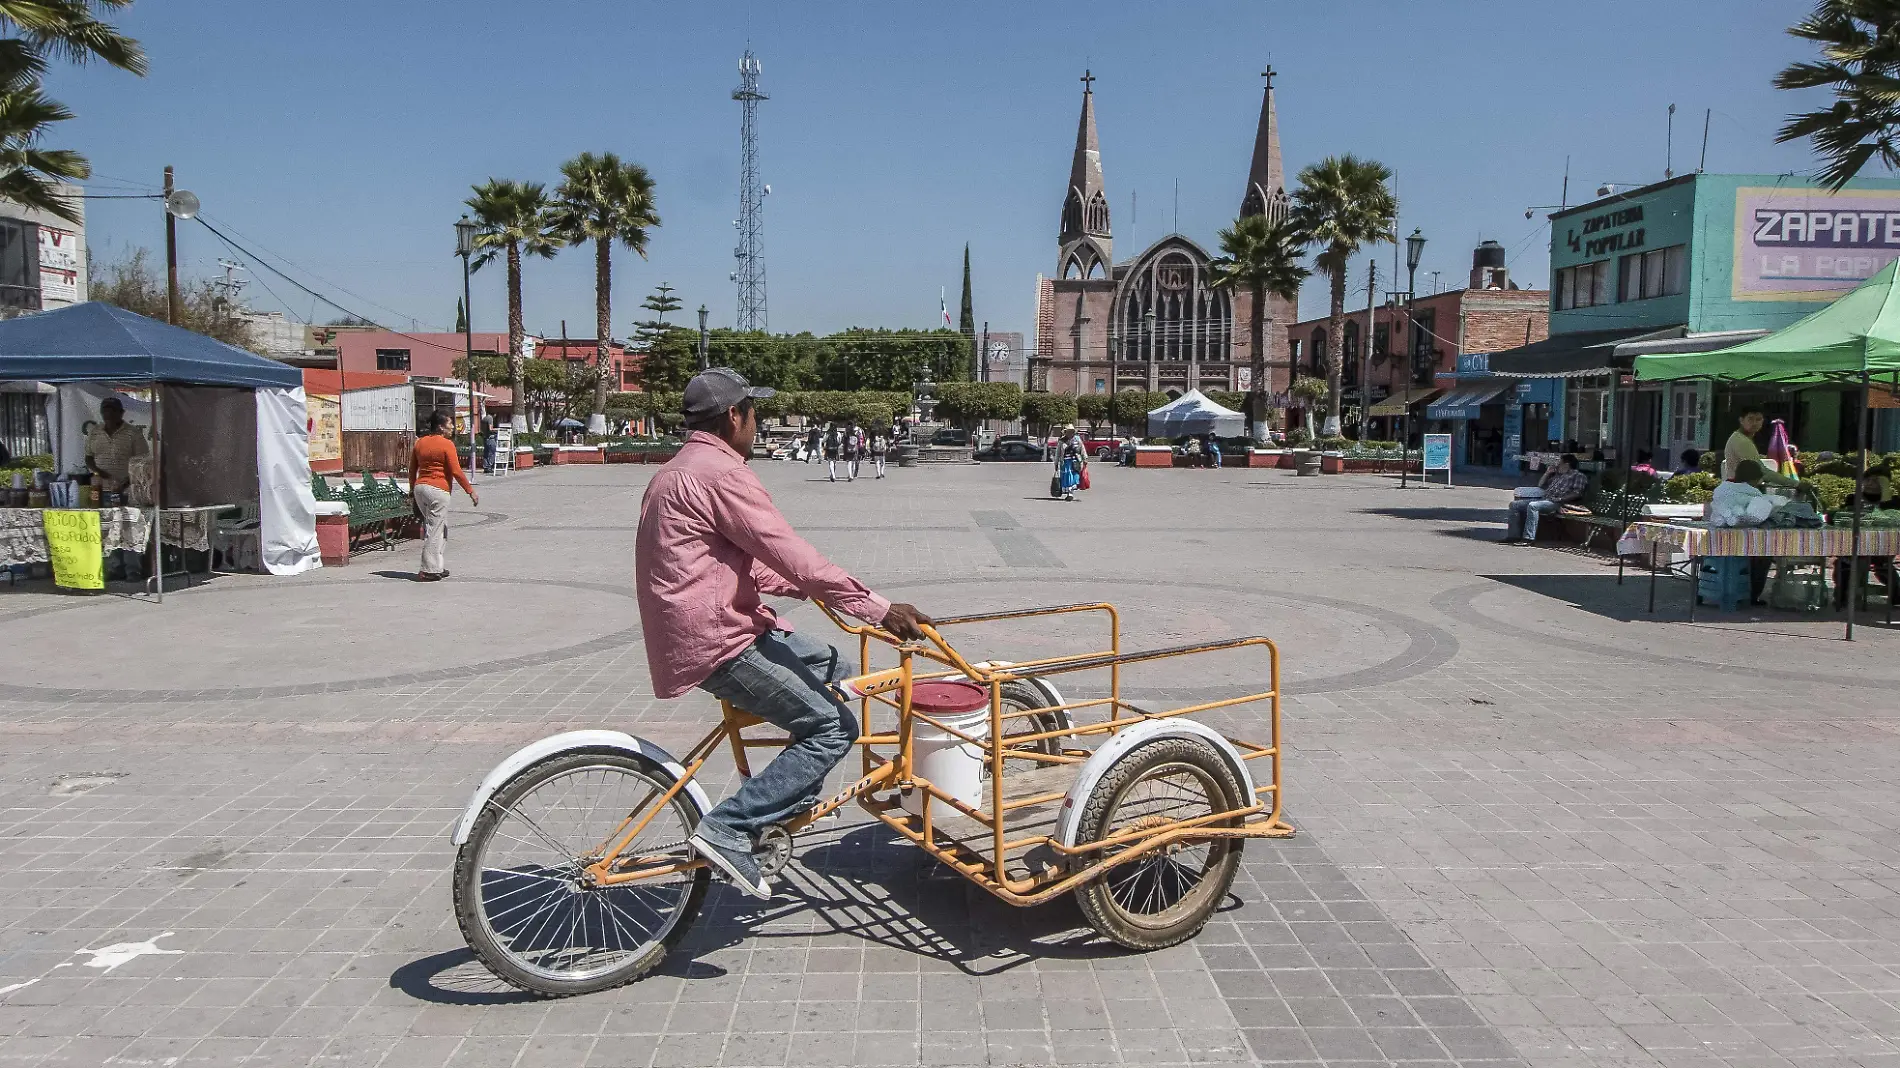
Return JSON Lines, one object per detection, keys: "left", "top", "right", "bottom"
{"left": 979, "top": 321, "right": 989, "bottom": 383}
{"left": 697, "top": 305, "right": 710, "bottom": 371}
{"left": 1360, "top": 260, "right": 1376, "bottom": 442}
{"left": 163, "top": 166, "right": 179, "bottom": 325}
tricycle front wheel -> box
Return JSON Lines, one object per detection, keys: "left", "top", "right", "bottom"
{"left": 1073, "top": 737, "right": 1243, "bottom": 950}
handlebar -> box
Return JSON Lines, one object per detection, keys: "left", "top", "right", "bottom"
{"left": 813, "top": 600, "right": 986, "bottom": 681}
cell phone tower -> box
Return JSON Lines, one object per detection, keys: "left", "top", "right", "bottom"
{"left": 732, "top": 51, "right": 768, "bottom": 332}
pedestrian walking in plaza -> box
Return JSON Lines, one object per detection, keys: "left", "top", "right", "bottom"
{"left": 407, "top": 411, "right": 478, "bottom": 581}
{"left": 480, "top": 416, "right": 497, "bottom": 474}
{"left": 804, "top": 424, "right": 822, "bottom": 464}
{"left": 635, "top": 367, "right": 931, "bottom": 898}
{"left": 843, "top": 421, "right": 863, "bottom": 480}
{"left": 824, "top": 424, "right": 842, "bottom": 481}
{"left": 1055, "top": 425, "right": 1086, "bottom": 501}
{"left": 869, "top": 428, "right": 888, "bottom": 478}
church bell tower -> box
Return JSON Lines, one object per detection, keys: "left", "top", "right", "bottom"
{"left": 1057, "top": 70, "right": 1112, "bottom": 279}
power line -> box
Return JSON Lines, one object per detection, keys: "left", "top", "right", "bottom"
{"left": 198, "top": 210, "right": 444, "bottom": 330}
{"left": 192, "top": 217, "right": 485, "bottom": 358}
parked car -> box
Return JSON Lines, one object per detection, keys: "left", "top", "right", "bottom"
{"left": 976, "top": 440, "right": 1046, "bottom": 462}
{"left": 931, "top": 427, "right": 973, "bottom": 447}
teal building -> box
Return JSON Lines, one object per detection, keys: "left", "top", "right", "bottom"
{"left": 1492, "top": 172, "right": 1900, "bottom": 465}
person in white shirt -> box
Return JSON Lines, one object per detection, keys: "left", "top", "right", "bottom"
{"left": 1708, "top": 459, "right": 1777, "bottom": 606}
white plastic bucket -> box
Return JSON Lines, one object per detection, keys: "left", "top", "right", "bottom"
{"left": 904, "top": 706, "right": 992, "bottom": 817}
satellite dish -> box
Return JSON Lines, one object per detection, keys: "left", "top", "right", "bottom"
{"left": 762, "top": 184, "right": 771, "bottom": 195}
{"left": 165, "top": 190, "right": 199, "bottom": 219}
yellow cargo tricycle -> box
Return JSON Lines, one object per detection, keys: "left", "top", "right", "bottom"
{"left": 449, "top": 601, "right": 1293, "bottom": 996}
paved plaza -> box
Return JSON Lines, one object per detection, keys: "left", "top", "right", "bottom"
{"left": 3, "top": 457, "right": 1900, "bottom": 1068}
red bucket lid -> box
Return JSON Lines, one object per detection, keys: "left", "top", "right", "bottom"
{"left": 908, "top": 680, "right": 989, "bottom": 715}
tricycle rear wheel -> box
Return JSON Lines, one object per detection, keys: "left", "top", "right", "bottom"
{"left": 1073, "top": 737, "right": 1243, "bottom": 950}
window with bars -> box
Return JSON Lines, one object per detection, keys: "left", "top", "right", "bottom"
{"left": 375, "top": 348, "right": 411, "bottom": 371}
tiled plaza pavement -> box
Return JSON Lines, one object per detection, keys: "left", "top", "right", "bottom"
{"left": 3, "top": 458, "right": 1900, "bottom": 1068}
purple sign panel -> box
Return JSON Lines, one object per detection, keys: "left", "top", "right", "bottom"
{"left": 1734, "top": 186, "right": 1900, "bottom": 301}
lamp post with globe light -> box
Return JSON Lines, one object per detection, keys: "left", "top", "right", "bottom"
{"left": 456, "top": 215, "right": 479, "bottom": 479}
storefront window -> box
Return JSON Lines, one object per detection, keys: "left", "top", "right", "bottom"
{"left": 1555, "top": 261, "right": 1613, "bottom": 309}
{"left": 1616, "top": 244, "right": 1687, "bottom": 302}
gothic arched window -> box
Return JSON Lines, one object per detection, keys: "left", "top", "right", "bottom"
{"left": 1086, "top": 192, "right": 1109, "bottom": 234}
{"left": 1308, "top": 327, "right": 1327, "bottom": 375}
{"left": 1062, "top": 190, "right": 1083, "bottom": 235}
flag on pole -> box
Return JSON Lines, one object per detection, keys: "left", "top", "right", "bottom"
{"left": 941, "top": 288, "right": 952, "bottom": 327}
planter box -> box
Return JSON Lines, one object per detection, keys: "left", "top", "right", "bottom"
{"left": 1277, "top": 451, "right": 1299, "bottom": 470}
{"left": 604, "top": 451, "right": 639, "bottom": 464}
{"left": 1133, "top": 446, "right": 1173, "bottom": 468}
{"left": 1248, "top": 449, "right": 1283, "bottom": 468}
{"left": 1320, "top": 453, "right": 1345, "bottom": 474}
{"left": 513, "top": 449, "right": 535, "bottom": 469}
{"left": 550, "top": 447, "right": 603, "bottom": 465}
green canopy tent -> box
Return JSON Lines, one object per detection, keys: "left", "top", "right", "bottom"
{"left": 1635, "top": 259, "right": 1900, "bottom": 638}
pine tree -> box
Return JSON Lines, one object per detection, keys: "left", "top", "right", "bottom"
{"left": 454, "top": 297, "right": 467, "bottom": 333}
{"left": 957, "top": 243, "right": 976, "bottom": 378}
{"left": 631, "top": 283, "right": 692, "bottom": 393}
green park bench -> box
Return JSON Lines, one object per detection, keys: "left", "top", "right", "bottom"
{"left": 311, "top": 472, "right": 414, "bottom": 550}
{"left": 1565, "top": 486, "right": 1658, "bottom": 553}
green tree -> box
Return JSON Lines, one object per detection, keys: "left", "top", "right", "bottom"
{"left": 1111, "top": 390, "right": 1167, "bottom": 431}
{"left": 1291, "top": 155, "right": 1397, "bottom": 436}
{"left": 958, "top": 243, "right": 975, "bottom": 375}
{"left": 451, "top": 352, "right": 507, "bottom": 387}
{"left": 1210, "top": 213, "right": 1312, "bottom": 442}
{"left": 88, "top": 246, "right": 259, "bottom": 351}
{"left": 704, "top": 329, "right": 823, "bottom": 391}
{"left": 1076, "top": 393, "right": 1111, "bottom": 436}
{"left": 549, "top": 152, "right": 660, "bottom": 429}
{"left": 1774, "top": 0, "right": 1900, "bottom": 189}
{"left": 0, "top": 0, "right": 144, "bottom": 223}
{"left": 466, "top": 178, "right": 563, "bottom": 429}
{"left": 933, "top": 381, "right": 1022, "bottom": 427}
{"left": 1020, "top": 392, "right": 1078, "bottom": 433}
{"left": 631, "top": 283, "right": 694, "bottom": 393}
{"left": 453, "top": 297, "right": 467, "bottom": 334}
{"left": 518, "top": 357, "right": 570, "bottom": 430}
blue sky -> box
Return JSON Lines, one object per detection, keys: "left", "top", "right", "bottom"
{"left": 53, "top": 0, "right": 1839, "bottom": 341}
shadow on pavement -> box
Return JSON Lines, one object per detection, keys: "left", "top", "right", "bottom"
{"left": 1359, "top": 506, "right": 1504, "bottom": 524}
{"left": 1485, "top": 572, "right": 1894, "bottom": 635}
{"left": 388, "top": 948, "right": 540, "bottom": 1005}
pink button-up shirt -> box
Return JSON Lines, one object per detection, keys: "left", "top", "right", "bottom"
{"left": 635, "top": 431, "right": 892, "bottom": 698}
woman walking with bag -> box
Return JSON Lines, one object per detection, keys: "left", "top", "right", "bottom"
{"left": 407, "top": 411, "right": 478, "bottom": 581}
{"left": 869, "top": 428, "right": 889, "bottom": 478}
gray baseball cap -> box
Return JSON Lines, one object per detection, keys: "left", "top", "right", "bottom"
{"left": 681, "top": 367, "right": 775, "bottom": 420}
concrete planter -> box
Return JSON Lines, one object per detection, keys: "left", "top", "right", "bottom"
{"left": 1133, "top": 445, "right": 1173, "bottom": 468}
{"left": 1249, "top": 449, "right": 1283, "bottom": 468}
{"left": 1293, "top": 449, "right": 1321, "bottom": 477}
{"left": 1277, "top": 450, "right": 1300, "bottom": 470}
{"left": 1320, "top": 452, "right": 1345, "bottom": 474}
{"left": 551, "top": 447, "right": 603, "bottom": 465}
{"left": 513, "top": 448, "right": 535, "bottom": 470}
{"left": 604, "top": 451, "right": 640, "bottom": 464}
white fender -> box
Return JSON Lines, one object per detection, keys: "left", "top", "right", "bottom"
{"left": 1052, "top": 719, "right": 1258, "bottom": 849}
{"left": 451, "top": 730, "right": 714, "bottom": 846}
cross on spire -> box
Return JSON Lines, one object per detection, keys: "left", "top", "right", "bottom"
{"left": 1262, "top": 64, "right": 1275, "bottom": 90}
{"left": 1080, "top": 69, "right": 1095, "bottom": 92}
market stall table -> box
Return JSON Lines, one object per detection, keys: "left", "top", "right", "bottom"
{"left": 0, "top": 505, "right": 229, "bottom": 584}
{"left": 1627, "top": 520, "right": 1900, "bottom": 623}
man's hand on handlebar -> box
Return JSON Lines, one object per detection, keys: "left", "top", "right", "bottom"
{"left": 881, "top": 603, "right": 932, "bottom": 641}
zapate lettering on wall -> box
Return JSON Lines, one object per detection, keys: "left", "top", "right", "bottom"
{"left": 1565, "top": 205, "right": 1645, "bottom": 259}
{"left": 1734, "top": 186, "right": 1900, "bottom": 301}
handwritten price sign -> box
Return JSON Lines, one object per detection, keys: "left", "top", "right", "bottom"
{"left": 42, "top": 509, "right": 104, "bottom": 590}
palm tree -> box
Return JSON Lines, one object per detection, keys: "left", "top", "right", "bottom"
{"left": 0, "top": 0, "right": 144, "bottom": 224}
{"left": 1210, "top": 214, "right": 1310, "bottom": 443}
{"left": 1774, "top": 0, "right": 1900, "bottom": 190}
{"left": 548, "top": 152, "right": 660, "bottom": 432}
{"left": 1291, "top": 155, "right": 1397, "bottom": 436}
{"left": 466, "top": 179, "right": 563, "bottom": 431}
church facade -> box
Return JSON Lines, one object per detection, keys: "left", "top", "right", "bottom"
{"left": 1033, "top": 69, "right": 1294, "bottom": 398}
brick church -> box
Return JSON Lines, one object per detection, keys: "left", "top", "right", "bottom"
{"left": 1032, "top": 69, "right": 1294, "bottom": 398}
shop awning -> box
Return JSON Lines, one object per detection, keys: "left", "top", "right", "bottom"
{"left": 1487, "top": 326, "right": 1671, "bottom": 378}
{"left": 1425, "top": 383, "right": 1510, "bottom": 420}
{"left": 1366, "top": 388, "right": 1441, "bottom": 417}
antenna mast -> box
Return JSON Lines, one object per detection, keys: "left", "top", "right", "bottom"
{"left": 732, "top": 51, "right": 769, "bottom": 332}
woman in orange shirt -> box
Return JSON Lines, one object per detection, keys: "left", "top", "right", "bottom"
{"left": 407, "top": 412, "right": 478, "bottom": 581}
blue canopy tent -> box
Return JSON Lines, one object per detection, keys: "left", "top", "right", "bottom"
{"left": 0, "top": 303, "right": 320, "bottom": 593}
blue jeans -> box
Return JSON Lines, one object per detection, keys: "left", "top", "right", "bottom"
{"left": 693, "top": 628, "right": 859, "bottom": 852}
{"left": 1507, "top": 499, "right": 1560, "bottom": 540}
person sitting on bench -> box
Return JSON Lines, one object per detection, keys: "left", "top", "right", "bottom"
{"left": 1505, "top": 453, "right": 1585, "bottom": 543}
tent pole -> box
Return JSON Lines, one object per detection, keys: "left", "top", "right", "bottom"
{"left": 152, "top": 385, "right": 163, "bottom": 604}
{"left": 1846, "top": 368, "right": 1869, "bottom": 640}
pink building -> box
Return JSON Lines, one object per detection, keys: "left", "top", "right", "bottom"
{"left": 315, "top": 329, "right": 515, "bottom": 409}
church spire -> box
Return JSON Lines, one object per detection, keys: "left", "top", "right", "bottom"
{"left": 1240, "top": 65, "right": 1288, "bottom": 223}
{"left": 1058, "top": 70, "right": 1111, "bottom": 278}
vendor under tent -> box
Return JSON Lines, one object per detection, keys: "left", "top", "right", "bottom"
{"left": 0, "top": 302, "right": 321, "bottom": 597}
{"left": 1636, "top": 259, "right": 1900, "bottom": 639}
{"left": 1146, "top": 389, "right": 1244, "bottom": 438}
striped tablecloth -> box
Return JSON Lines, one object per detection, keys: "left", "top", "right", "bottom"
{"left": 1628, "top": 521, "right": 1900, "bottom": 558}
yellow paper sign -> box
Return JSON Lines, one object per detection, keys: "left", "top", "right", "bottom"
{"left": 42, "top": 509, "right": 104, "bottom": 590}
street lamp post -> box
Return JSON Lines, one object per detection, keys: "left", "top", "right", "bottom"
{"left": 697, "top": 305, "right": 710, "bottom": 371}
{"left": 455, "top": 215, "right": 479, "bottom": 481}
{"left": 1401, "top": 228, "right": 1426, "bottom": 488}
